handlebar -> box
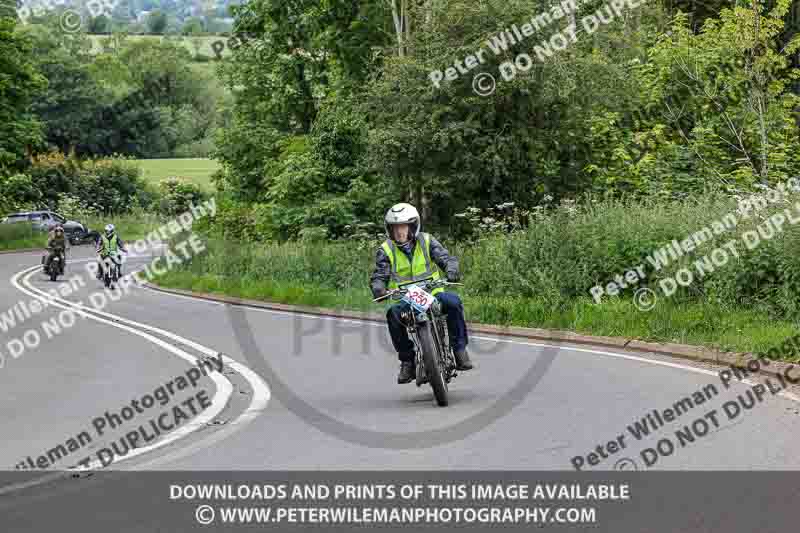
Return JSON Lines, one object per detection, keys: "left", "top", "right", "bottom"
{"left": 372, "top": 278, "right": 463, "bottom": 303}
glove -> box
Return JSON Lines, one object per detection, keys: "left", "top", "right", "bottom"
{"left": 446, "top": 271, "right": 461, "bottom": 283}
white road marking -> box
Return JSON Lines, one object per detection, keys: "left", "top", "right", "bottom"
{"left": 140, "top": 285, "right": 224, "bottom": 306}
{"left": 231, "top": 295, "right": 800, "bottom": 402}
{"left": 13, "top": 265, "right": 232, "bottom": 468}
{"left": 18, "top": 260, "right": 271, "bottom": 458}
{"left": 0, "top": 257, "right": 270, "bottom": 494}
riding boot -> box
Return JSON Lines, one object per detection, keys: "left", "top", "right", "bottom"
{"left": 454, "top": 348, "right": 474, "bottom": 371}
{"left": 397, "top": 360, "right": 415, "bottom": 384}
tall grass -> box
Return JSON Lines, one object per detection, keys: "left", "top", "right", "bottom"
{"left": 155, "top": 188, "right": 800, "bottom": 358}
{"left": 0, "top": 224, "right": 46, "bottom": 251}
{"left": 84, "top": 212, "right": 166, "bottom": 242}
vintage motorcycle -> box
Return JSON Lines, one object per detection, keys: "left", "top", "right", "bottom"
{"left": 42, "top": 249, "right": 65, "bottom": 282}
{"left": 101, "top": 252, "right": 123, "bottom": 289}
{"left": 374, "top": 277, "right": 462, "bottom": 407}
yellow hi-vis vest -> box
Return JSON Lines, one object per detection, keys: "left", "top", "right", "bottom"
{"left": 101, "top": 234, "right": 119, "bottom": 256}
{"left": 381, "top": 233, "right": 442, "bottom": 295}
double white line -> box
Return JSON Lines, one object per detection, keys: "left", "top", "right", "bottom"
{"left": 1, "top": 258, "right": 270, "bottom": 494}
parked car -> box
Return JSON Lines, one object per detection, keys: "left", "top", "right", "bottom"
{"left": 1, "top": 211, "right": 92, "bottom": 245}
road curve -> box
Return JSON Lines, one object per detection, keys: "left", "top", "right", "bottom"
{"left": 1, "top": 245, "right": 800, "bottom": 476}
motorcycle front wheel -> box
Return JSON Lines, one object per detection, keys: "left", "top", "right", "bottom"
{"left": 418, "top": 321, "right": 449, "bottom": 407}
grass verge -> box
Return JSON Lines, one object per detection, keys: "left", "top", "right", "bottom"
{"left": 155, "top": 270, "right": 800, "bottom": 361}
{"left": 84, "top": 212, "right": 166, "bottom": 242}
{"left": 0, "top": 224, "right": 46, "bottom": 251}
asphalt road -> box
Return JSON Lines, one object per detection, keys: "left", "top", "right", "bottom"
{"left": 2, "top": 245, "right": 800, "bottom": 531}
{"left": 1, "top": 244, "right": 799, "bottom": 475}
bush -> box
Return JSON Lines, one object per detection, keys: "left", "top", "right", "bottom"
{"left": 196, "top": 197, "right": 273, "bottom": 242}
{"left": 174, "top": 136, "right": 215, "bottom": 158}
{"left": 0, "top": 173, "right": 42, "bottom": 210}
{"left": 157, "top": 177, "right": 207, "bottom": 216}
{"left": 55, "top": 192, "right": 100, "bottom": 220}
{"left": 26, "top": 151, "right": 148, "bottom": 214}
{"left": 192, "top": 182, "right": 800, "bottom": 322}
{"left": 78, "top": 157, "right": 146, "bottom": 213}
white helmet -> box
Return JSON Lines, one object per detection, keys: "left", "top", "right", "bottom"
{"left": 105, "top": 223, "right": 115, "bottom": 237}
{"left": 384, "top": 203, "right": 421, "bottom": 239}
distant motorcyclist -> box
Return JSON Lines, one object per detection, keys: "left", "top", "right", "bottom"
{"left": 96, "top": 223, "right": 127, "bottom": 279}
{"left": 44, "top": 225, "right": 67, "bottom": 272}
{"left": 370, "top": 203, "right": 474, "bottom": 384}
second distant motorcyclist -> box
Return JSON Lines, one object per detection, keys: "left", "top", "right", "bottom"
{"left": 96, "top": 223, "right": 127, "bottom": 279}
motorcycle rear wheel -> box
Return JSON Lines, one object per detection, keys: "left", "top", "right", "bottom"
{"left": 418, "top": 321, "right": 448, "bottom": 407}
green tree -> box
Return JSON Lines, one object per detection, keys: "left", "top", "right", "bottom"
{"left": 147, "top": 10, "right": 168, "bottom": 34}
{"left": 0, "top": 0, "right": 17, "bottom": 20}
{"left": 224, "top": 0, "right": 389, "bottom": 134}
{"left": 0, "top": 12, "right": 45, "bottom": 173}
{"left": 88, "top": 14, "right": 111, "bottom": 34}
{"left": 25, "top": 24, "right": 111, "bottom": 156}
{"left": 599, "top": 0, "right": 800, "bottom": 192}
{"left": 214, "top": 0, "right": 389, "bottom": 204}
{"left": 181, "top": 17, "right": 205, "bottom": 35}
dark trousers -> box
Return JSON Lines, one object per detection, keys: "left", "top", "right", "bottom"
{"left": 387, "top": 292, "right": 468, "bottom": 362}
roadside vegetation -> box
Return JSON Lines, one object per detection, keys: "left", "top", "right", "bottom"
{"left": 0, "top": 8, "right": 216, "bottom": 250}
{"left": 88, "top": 34, "right": 231, "bottom": 60}
{"left": 158, "top": 190, "right": 800, "bottom": 358}
{"left": 0, "top": 223, "right": 45, "bottom": 251}
{"left": 5, "top": 2, "right": 800, "bottom": 356}
{"left": 0, "top": 152, "right": 205, "bottom": 249}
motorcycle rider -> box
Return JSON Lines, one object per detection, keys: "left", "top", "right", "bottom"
{"left": 370, "top": 203, "right": 474, "bottom": 384}
{"left": 44, "top": 225, "right": 67, "bottom": 273}
{"left": 96, "top": 223, "right": 127, "bottom": 280}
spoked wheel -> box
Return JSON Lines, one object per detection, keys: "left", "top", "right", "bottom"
{"left": 417, "top": 321, "right": 448, "bottom": 407}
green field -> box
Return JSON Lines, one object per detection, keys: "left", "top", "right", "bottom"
{"left": 88, "top": 34, "right": 232, "bottom": 59}
{"left": 135, "top": 158, "right": 221, "bottom": 191}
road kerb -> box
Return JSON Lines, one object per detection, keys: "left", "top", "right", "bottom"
{"left": 143, "top": 282, "right": 798, "bottom": 382}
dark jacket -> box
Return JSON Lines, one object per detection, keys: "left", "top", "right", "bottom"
{"left": 370, "top": 233, "right": 459, "bottom": 298}
{"left": 47, "top": 234, "right": 66, "bottom": 252}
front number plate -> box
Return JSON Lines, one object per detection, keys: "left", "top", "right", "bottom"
{"left": 402, "top": 285, "right": 435, "bottom": 312}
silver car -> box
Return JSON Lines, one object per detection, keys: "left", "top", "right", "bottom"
{"left": 1, "top": 211, "right": 90, "bottom": 245}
